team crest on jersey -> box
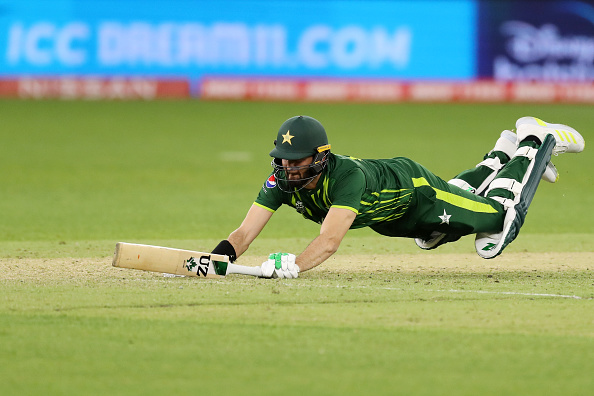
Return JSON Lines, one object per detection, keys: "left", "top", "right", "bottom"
{"left": 295, "top": 201, "right": 305, "bottom": 214}
{"left": 265, "top": 175, "right": 277, "bottom": 189}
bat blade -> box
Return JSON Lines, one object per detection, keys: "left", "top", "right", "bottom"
{"left": 112, "top": 242, "right": 229, "bottom": 278}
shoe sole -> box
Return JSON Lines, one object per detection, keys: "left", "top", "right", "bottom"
{"left": 415, "top": 233, "right": 462, "bottom": 250}
{"left": 542, "top": 162, "right": 558, "bottom": 183}
{"left": 415, "top": 234, "right": 446, "bottom": 250}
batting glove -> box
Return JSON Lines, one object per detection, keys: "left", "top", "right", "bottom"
{"left": 261, "top": 253, "right": 300, "bottom": 279}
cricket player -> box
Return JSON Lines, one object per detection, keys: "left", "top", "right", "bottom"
{"left": 212, "top": 115, "right": 584, "bottom": 278}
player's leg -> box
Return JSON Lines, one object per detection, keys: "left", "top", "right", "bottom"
{"left": 415, "top": 122, "right": 563, "bottom": 250}
{"left": 449, "top": 130, "right": 517, "bottom": 195}
{"left": 416, "top": 130, "right": 516, "bottom": 249}
{"left": 449, "top": 129, "right": 559, "bottom": 195}
{"left": 475, "top": 117, "right": 585, "bottom": 259}
{"left": 403, "top": 162, "right": 507, "bottom": 242}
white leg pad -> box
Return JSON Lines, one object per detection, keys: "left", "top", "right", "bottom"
{"left": 476, "top": 134, "right": 556, "bottom": 259}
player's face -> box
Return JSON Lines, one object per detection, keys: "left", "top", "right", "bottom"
{"left": 282, "top": 156, "right": 315, "bottom": 189}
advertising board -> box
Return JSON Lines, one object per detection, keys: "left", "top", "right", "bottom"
{"left": 478, "top": 0, "right": 594, "bottom": 81}
{"left": 0, "top": 0, "right": 476, "bottom": 79}
{"left": 1, "top": 0, "right": 592, "bottom": 102}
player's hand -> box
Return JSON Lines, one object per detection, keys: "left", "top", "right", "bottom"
{"left": 260, "top": 253, "right": 300, "bottom": 279}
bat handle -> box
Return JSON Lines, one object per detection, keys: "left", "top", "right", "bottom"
{"left": 226, "top": 263, "right": 263, "bottom": 277}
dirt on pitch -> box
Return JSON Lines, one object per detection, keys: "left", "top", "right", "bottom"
{"left": 1, "top": 252, "right": 592, "bottom": 282}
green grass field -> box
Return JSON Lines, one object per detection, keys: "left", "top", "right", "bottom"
{"left": 1, "top": 99, "right": 592, "bottom": 395}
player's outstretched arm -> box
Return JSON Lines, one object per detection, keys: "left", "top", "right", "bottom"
{"left": 296, "top": 207, "right": 356, "bottom": 272}
{"left": 227, "top": 204, "right": 274, "bottom": 258}
{"left": 260, "top": 207, "right": 355, "bottom": 278}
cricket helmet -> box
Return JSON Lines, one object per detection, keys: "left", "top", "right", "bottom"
{"left": 269, "top": 115, "right": 332, "bottom": 191}
{"left": 269, "top": 115, "right": 330, "bottom": 160}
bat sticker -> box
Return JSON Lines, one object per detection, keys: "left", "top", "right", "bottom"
{"left": 185, "top": 256, "right": 210, "bottom": 277}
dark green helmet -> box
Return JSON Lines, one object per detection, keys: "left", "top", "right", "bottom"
{"left": 269, "top": 116, "right": 330, "bottom": 160}
{"left": 269, "top": 116, "right": 332, "bottom": 192}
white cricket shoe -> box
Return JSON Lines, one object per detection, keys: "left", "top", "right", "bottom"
{"left": 516, "top": 116, "right": 585, "bottom": 154}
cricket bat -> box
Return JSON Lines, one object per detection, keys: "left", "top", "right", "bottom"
{"left": 112, "top": 242, "right": 263, "bottom": 278}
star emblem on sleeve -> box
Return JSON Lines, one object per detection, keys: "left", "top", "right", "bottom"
{"left": 439, "top": 209, "right": 451, "bottom": 224}
{"left": 282, "top": 130, "right": 294, "bottom": 145}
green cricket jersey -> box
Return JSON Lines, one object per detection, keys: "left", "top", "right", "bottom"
{"left": 255, "top": 152, "right": 507, "bottom": 239}
{"left": 255, "top": 154, "right": 416, "bottom": 229}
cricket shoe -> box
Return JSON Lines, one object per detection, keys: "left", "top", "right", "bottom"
{"left": 516, "top": 116, "right": 584, "bottom": 183}
{"left": 415, "top": 232, "right": 461, "bottom": 250}
{"left": 475, "top": 134, "right": 556, "bottom": 259}
{"left": 516, "top": 116, "right": 585, "bottom": 155}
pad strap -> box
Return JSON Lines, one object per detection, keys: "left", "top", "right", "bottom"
{"left": 490, "top": 196, "right": 515, "bottom": 208}
{"left": 476, "top": 157, "right": 503, "bottom": 171}
{"left": 515, "top": 146, "right": 537, "bottom": 160}
{"left": 487, "top": 178, "right": 523, "bottom": 197}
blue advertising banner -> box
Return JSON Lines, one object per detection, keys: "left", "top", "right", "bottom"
{"left": 0, "top": 0, "right": 476, "bottom": 79}
{"left": 478, "top": 0, "right": 594, "bottom": 81}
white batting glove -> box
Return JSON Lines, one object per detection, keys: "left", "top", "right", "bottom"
{"left": 260, "top": 253, "right": 300, "bottom": 279}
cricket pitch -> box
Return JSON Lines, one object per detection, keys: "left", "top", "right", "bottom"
{"left": 1, "top": 252, "right": 592, "bottom": 281}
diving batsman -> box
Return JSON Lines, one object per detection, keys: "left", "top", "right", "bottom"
{"left": 211, "top": 115, "right": 585, "bottom": 278}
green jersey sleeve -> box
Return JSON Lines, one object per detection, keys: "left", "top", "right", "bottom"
{"left": 328, "top": 167, "right": 366, "bottom": 214}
